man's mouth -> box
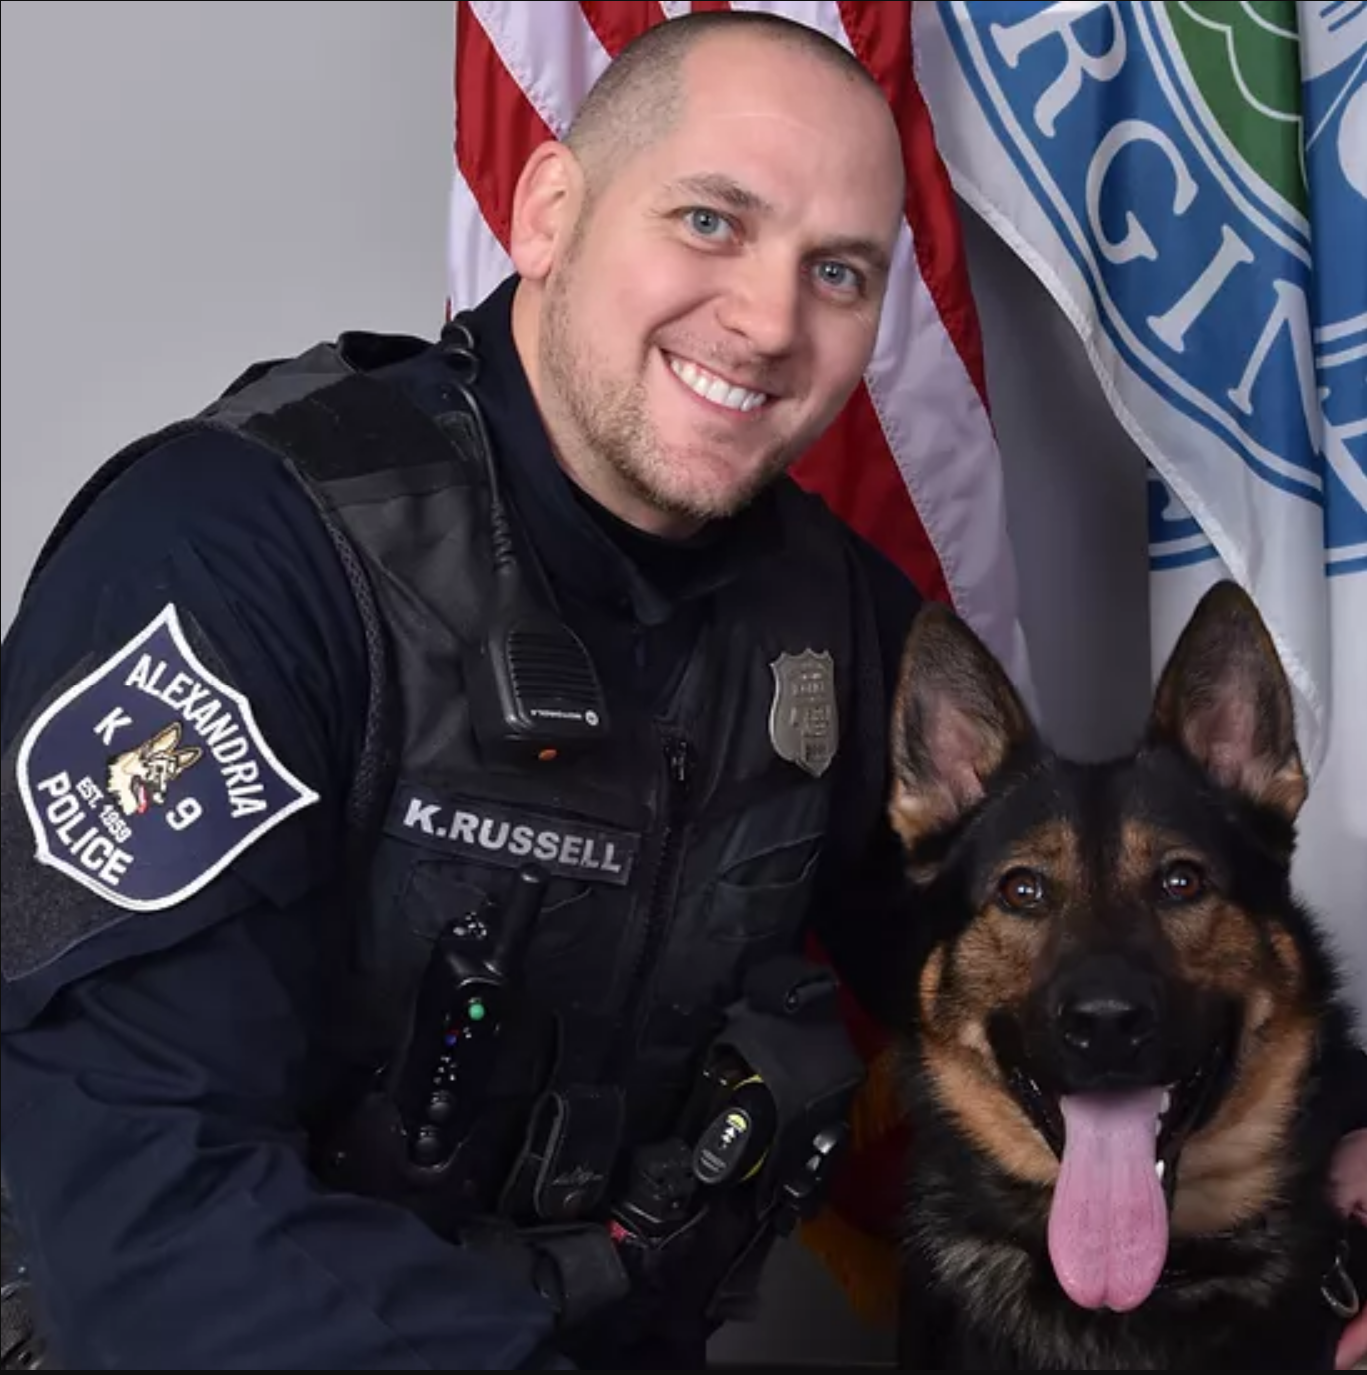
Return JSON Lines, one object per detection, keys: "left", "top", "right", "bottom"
{"left": 666, "top": 354, "right": 770, "bottom": 414}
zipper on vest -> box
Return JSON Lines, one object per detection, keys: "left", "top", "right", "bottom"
{"left": 613, "top": 731, "right": 694, "bottom": 1065}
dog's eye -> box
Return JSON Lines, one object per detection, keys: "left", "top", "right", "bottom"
{"left": 997, "top": 867, "right": 1046, "bottom": 913}
{"left": 1159, "top": 859, "right": 1206, "bottom": 904}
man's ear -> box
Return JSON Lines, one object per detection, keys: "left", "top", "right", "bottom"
{"left": 508, "top": 141, "right": 584, "bottom": 281}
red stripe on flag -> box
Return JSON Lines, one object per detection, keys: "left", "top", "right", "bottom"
{"left": 788, "top": 2, "right": 954, "bottom": 604}
{"left": 580, "top": 1, "right": 667, "bottom": 57}
{"left": 454, "top": 3, "right": 554, "bottom": 249}
{"left": 837, "top": 0, "right": 989, "bottom": 408}
{"left": 791, "top": 391, "right": 952, "bottom": 606}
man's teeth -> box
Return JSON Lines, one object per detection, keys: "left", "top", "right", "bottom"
{"left": 669, "top": 358, "right": 767, "bottom": 412}
{"left": 1156, "top": 1160, "right": 1166, "bottom": 1181}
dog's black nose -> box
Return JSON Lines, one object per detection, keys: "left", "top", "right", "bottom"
{"left": 1061, "top": 994, "right": 1155, "bottom": 1057}
{"left": 1051, "top": 959, "right": 1162, "bottom": 1083}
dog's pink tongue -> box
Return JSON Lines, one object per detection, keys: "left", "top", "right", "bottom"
{"left": 1048, "top": 1087, "right": 1168, "bottom": 1313}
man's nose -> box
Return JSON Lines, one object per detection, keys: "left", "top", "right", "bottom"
{"left": 717, "top": 257, "right": 803, "bottom": 357}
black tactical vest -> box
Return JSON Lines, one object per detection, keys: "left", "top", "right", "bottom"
{"left": 21, "top": 329, "right": 882, "bottom": 1334}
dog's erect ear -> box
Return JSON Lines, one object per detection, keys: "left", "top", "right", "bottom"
{"left": 888, "top": 602, "right": 1037, "bottom": 853}
{"left": 1147, "top": 580, "right": 1306, "bottom": 820}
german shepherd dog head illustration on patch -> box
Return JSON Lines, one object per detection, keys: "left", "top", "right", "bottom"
{"left": 885, "top": 580, "right": 1364, "bottom": 1370}
{"left": 106, "top": 722, "right": 202, "bottom": 817}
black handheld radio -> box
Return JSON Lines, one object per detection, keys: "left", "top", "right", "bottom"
{"left": 439, "top": 318, "right": 611, "bottom": 764}
{"left": 391, "top": 863, "right": 549, "bottom": 1174}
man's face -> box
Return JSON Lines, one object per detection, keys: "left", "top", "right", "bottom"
{"left": 531, "top": 37, "right": 905, "bottom": 536}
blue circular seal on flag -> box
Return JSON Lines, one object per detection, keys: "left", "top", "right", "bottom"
{"left": 15, "top": 602, "right": 320, "bottom": 911}
{"left": 930, "top": 0, "right": 1366, "bottom": 576}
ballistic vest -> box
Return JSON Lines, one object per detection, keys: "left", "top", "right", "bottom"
{"left": 22, "top": 330, "right": 882, "bottom": 1320}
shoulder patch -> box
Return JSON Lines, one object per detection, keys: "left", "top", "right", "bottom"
{"left": 15, "top": 603, "right": 319, "bottom": 911}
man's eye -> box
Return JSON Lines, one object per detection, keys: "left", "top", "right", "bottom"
{"left": 684, "top": 207, "right": 733, "bottom": 240}
{"left": 813, "top": 260, "right": 862, "bottom": 294}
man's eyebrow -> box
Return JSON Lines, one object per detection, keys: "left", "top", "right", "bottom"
{"left": 662, "top": 172, "right": 775, "bottom": 215}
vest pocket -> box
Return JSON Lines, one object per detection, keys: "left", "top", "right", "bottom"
{"left": 390, "top": 857, "right": 623, "bottom": 1011}
{"left": 703, "top": 835, "right": 824, "bottom": 944}
{"left": 400, "top": 861, "right": 491, "bottom": 942}
{"left": 397, "top": 859, "right": 601, "bottom": 964}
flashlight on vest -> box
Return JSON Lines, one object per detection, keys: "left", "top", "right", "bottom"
{"left": 391, "top": 863, "right": 549, "bottom": 1175}
{"left": 679, "top": 1046, "right": 778, "bottom": 1190}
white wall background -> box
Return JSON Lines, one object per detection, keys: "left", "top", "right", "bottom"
{"left": 2, "top": 0, "right": 456, "bottom": 620}
{"left": 1, "top": 2, "right": 1356, "bottom": 1367}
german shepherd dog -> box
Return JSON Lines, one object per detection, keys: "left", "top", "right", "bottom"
{"left": 885, "top": 581, "right": 1364, "bottom": 1369}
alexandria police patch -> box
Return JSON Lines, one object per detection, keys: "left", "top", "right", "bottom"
{"left": 16, "top": 603, "right": 320, "bottom": 911}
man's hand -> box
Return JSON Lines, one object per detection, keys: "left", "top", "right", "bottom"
{"left": 1332, "top": 1129, "right": 1367, "bottom": 1370}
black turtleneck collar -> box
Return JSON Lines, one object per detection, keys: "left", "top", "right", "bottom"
{"left": 448, "top": 275, "right": 785, "bottom": 629}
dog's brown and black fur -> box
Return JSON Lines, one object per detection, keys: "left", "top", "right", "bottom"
{"left": 885, "top": 581, "right": 1364, "bottom": 1370}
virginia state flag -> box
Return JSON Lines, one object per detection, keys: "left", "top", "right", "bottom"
{"left": 913, "top": 0, "right": 1367, "bottom": 996}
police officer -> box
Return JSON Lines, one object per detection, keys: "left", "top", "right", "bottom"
{"left": 1, "top": 12, "right": 924, "bottom": 1369}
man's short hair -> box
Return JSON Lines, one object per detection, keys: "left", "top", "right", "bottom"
{"left": 563, "top": 11, "right": 890, "bottom": 188}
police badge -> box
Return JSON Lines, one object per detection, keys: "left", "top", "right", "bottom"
{"left": 768, "top": 648, "right": 838, "bottom": 778}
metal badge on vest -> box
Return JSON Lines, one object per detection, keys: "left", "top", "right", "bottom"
{"left": 769, "top": 648, "right": 838, "bottom": 779}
